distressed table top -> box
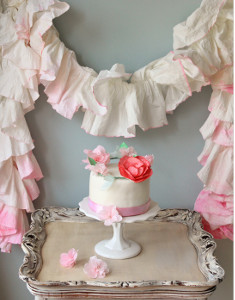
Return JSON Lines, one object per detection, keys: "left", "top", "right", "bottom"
{"left": 19, "top": 207, "right": 224, "bottom": 299}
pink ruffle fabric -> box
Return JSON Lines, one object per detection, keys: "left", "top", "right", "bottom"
{"left": 0, "top": 203, "right": 29, "bottom": 253}
{"left": 0, "top": 0, "right": 67, "bottom": 252}
{"left": 0, "top": 151, "right": 43, "bottom": 252}
{"left": 181, "top": 0, "right": 234, "bottom": 240}
{"left": 1, "top": 0, "right": 233, "bottom": 250}
{"left": 197, "top": 141, "right": 233, "bottom": 195}
{"left": 200, "top": 114, "right": 233, "bottom": 147}
{"left": 195, "top": 190, "right": 233, "bottom": 230}
{"left": 202, "top": 218, "right": 233, "bottom": 240}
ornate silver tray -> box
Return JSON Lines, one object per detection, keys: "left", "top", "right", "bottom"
{"left": 19, "top": 208, "right": 225, "bottom": 299}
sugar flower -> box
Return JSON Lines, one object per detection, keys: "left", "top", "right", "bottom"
{"left": 119, "top": 155, "right": 153, "bottom": 183}
{"left": 144, "top": 154, "right": 154, "bottom": 165}
{"left": 60, "top": 248, "right": 78, "bottom": 268}
{"left": 84, "top": 162, "right": 109, "bottom": 175}
{"left": 83, "top": 256, "right": 109, "bottom": 279}
{"left": 119, "top": 146, "right": 137, "bottom": 157}
{"left": 97, "top": 205, "right": 122, "bottom": 226}
{"left": 84, "top": 145, "right": 110, "bottom": 165}
{"left": 83, "top": 145, "right": 110, "bottom": 175}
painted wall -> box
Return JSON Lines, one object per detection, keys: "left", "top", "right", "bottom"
{"left": 0, "top": 1, "right": 232, "bottom": 299}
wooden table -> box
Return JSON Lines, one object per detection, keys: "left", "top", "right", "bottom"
{"left": 19, "top": 207, "right": 224, "bottom": 299}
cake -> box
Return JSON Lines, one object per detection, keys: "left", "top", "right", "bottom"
{"left": 83, "top": 143, "right": 154, "bottom": 217}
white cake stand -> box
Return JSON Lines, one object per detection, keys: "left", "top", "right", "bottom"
{"left": 79, "top": 197, "right": 160, "bottom": 259}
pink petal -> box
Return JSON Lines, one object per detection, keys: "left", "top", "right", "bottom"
{"left": 83, "top": 146, "right": 110, "bottom": 165}
{"left": 119, "top": 147, "right": 137, "bottom": 157}
{"left": 98, "top": 206, "right": 122, "bottom": 226}
{"left": 145, "top": 154, "right": 154, "bottom": 165}
{"left": 83, "top": 256, "right": 109, "bottom": 278}
{"left": 90, "top": 163, "right": 108, "bottom": 175}
{"left": 60, "top": 248, "right": 78, "bottom": 268}
{"left": 93, "top": 145, "right": 106, "bottom": 155}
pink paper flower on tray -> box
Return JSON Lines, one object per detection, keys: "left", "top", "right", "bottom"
{"left": 60, "top": 248, "right": 78, "bottom": 268}
{"left": 97, "top": 205, "right": 122, "bottom": 226}
{"left": 83, "top": 256, "right": 109, "bottom": 279}
{"left": 84, "top": 145, "right": 110, "bottom": 165}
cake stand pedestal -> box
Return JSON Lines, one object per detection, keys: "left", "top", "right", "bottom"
{"left": 79, "top": 197, "right": 160, "bottom": 259}
{"left": 95, "top": 222, "right": 141, "bottom": 259}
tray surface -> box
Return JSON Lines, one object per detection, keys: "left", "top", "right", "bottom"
{"left": 19, "top": 207, "right": 224, "bottom": 290}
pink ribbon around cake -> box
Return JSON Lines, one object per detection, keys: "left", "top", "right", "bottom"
{"left": 88, "top": 197, "right": 151, "bottom": 217}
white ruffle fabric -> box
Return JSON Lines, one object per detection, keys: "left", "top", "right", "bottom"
{"left": 131, "top": 51, "right": 209, "bottom": 113}
{"left": 82, "top": 64, "right": 168, "bottom": 137}
{"left": 40, "top": 27, "right": 107, "bottom": 119}
{"left": 197, "top": 140, "right": 233, "bottom": 195}
{"left": 0, "top": 0, "right": 233, "bottom": 249}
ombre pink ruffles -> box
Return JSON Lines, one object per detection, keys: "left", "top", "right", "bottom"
{"left": 0, "top": 202, "right": 29, "bottom": 253}
{"left": 195, "top": 190, "right": 233, "bottom": 234}
{"left": 194, "top": 70, "right": 233, "bottom": 239}
{"left": 1, "top": 0, "right": 233, "bottom": 250}
{"left": 163, "top": 0, "right": 234, "bottom": 240}
{"left": 0, "top": 0, "right": 69, "bottom": 252}
{"left": 183, "top": 1, "right": 234, "bottom": 240}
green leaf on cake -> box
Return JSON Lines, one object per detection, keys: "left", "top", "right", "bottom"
{"left": 119, "top": 142, "right": 128, "bottom": 149}
{"left": 88, "top": 157, "right": 97, "bottom": 165}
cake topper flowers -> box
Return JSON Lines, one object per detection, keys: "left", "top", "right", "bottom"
{"left": 97, "top": 205, "right": 122, "bottom": 226}
{"left": 83, "top": 143, "right": 154, "bottom": 188}
{"left": 118, "top": 155, "right": 153, "bottom": 183}
{"left": 83, "top": 145, "right": 110, "bottom": 175}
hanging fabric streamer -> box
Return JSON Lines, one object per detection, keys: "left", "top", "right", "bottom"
{"left": 0, "top": 0, "right": 233, "bottom": 252}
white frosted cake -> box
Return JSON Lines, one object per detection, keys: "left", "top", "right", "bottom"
{"left": 89, "top": 163, "right": 150, "bottom": 217}
{"left": 83, "top": 144, "right": 154, "bottom": 217}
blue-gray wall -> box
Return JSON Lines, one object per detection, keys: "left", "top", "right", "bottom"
{"left": 0, "top": 1, "right": 232, "bottom": 299}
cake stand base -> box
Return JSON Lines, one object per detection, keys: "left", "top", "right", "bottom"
{"left": 94, "top": 222, "right": 141, "bottom": 259}
{"left": 79, "top": 197, "right": 160, "bottom": 260}
{"left": 95, "top": 240, "right": 141, "bottom": 260}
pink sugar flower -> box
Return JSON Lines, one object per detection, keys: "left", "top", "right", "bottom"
{"left": 84, "top": 145, "right": 110, "bottom": 165}
{"left": 84, "top": 162, "right": 108, "bottom": 175}
{"left": 60, "top": 248, "right": 78, "bottom": 268}
{"left": 144, "top": 154, "right": 154, "bottom": 165}
{"left": 119, "top": 146, "right": 137, "bottom": 157}
{"left": 97, "top": 206, "right": 122, "bottom": 226}
{"left": 83, "top": 256, "right": 109, "bottom": 279}
{"left": 119, "top": 155, "right": 153, "bottom": 183}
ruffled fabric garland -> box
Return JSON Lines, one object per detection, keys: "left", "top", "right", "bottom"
{"left": 0, "top": 0, "right": 67, "bottom": 252}
{"left": 171, "top": 0, "right": 234, "bottom": 240}
{"left": 0, "top": 0, "right": 233, "bottom": 252}
{"left": 194, "top": 69, "right": 233, "bottom": 239}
